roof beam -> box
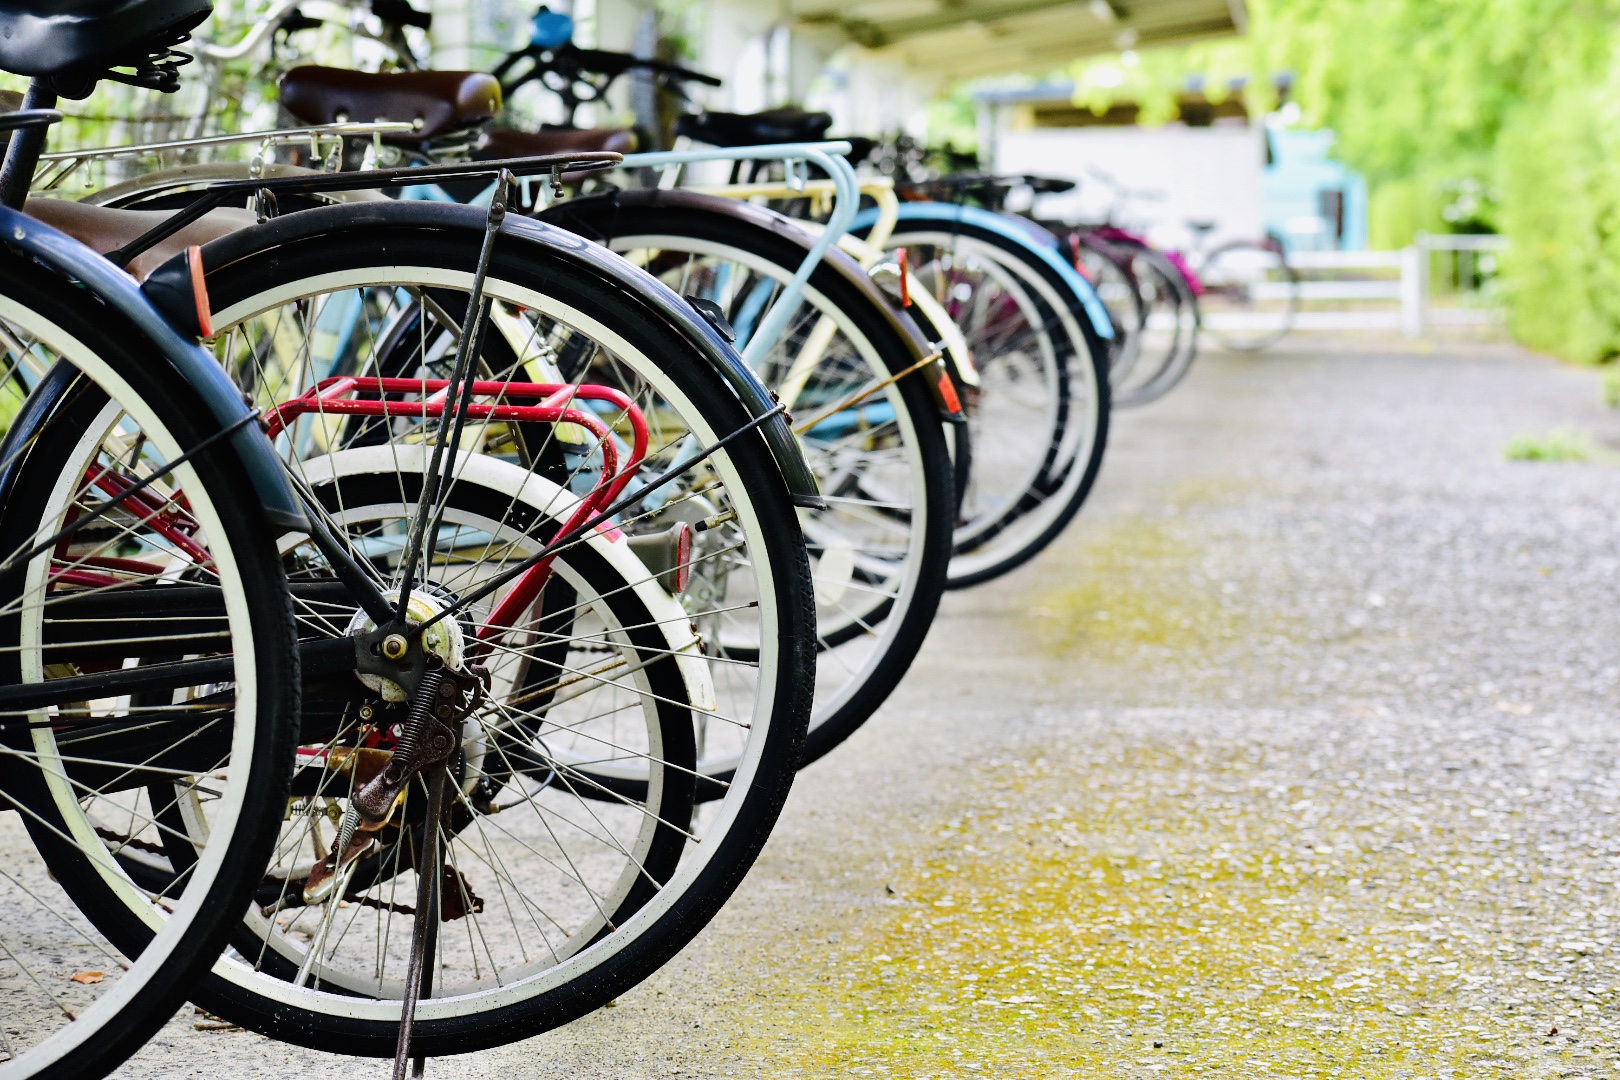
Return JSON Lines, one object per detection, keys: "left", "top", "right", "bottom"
{"left": 876, "top": 13, "right": 1241, "bottom": 77}
{"left": 800, "top": 0, "right": 1117, "bottom": 48}
{"left": 795, "top": 0, "right": 1248, "bottom": 74}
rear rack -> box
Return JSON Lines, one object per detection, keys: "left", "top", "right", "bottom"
{"left": 104, "top": 150, "right": 623, "bottom": 270}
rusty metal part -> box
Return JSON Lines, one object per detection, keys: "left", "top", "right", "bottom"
{"left": 302, "top": 830, "right": 376, "bottom": 906}
{"left": 352, "top": 658, "right": 488, "bottom": 824}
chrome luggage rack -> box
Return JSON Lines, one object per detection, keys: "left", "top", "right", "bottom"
{"left": 33, "top": 120, "right": 418, "bottom": 191}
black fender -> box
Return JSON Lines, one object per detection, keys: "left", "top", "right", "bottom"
{"left": 0, "top": 203, "right": 306, "bottom": 531}
{"left": 144, "top": 199, "right": 824, "bottom": 508}
{"left": 537, "top": 187, "right": 965, "bottom": 421}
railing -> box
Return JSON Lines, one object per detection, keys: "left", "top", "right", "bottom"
{"left": 1282, "top": 233, "right": 1508, "bottom": 337}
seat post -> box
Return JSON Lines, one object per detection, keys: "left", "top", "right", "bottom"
{"left": 0, "top": 79, "right": 58, "bottom": 210}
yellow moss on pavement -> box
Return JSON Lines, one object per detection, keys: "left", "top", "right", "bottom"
{"left": 730, "top": 737, "right": 1609, "bottom": 1078}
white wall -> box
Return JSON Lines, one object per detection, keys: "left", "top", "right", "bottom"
{"left": 994, "top": 124, "right": 1267, "bottom": 251}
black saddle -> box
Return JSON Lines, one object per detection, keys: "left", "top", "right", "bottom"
{"left": 676, "top": 107, "right": 833, "bottom": 149}
{"left": 0, "top": 0, "right": 211, "bottom": 81}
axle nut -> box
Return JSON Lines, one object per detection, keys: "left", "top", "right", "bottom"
{"left": 381, "top": 634, "right": 409, "bottom": 661}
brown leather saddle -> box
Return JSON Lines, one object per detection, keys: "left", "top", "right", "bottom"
{"left": 278, "top": 66, "right": 501, "bottom": 144}
{"left": 473, "top": 127, "right": 636, "bottom": 185}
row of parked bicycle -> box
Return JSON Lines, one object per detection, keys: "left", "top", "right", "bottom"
{"left": 0, "top": 2, "right": 1275, "bottom": 1076}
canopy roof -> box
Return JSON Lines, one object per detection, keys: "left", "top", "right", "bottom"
{"left": 792, "top": 0, "right": 1247, "bottom": 78}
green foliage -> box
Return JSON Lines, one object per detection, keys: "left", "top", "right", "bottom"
{"left": 1366, "top": 175, "right": 1447, "bottom": 251}
{"left": 1602, "top": 366, "right": 1620, "bottom": 409}
{"left": 1504, "top": 425, "right": 1604, "bottom": 462}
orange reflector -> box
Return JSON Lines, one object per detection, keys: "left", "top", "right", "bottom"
{"left": 897, "top": 247, "right": 912, "bottom": 307}
{"left": 187, "top": 245, "right": 213, "bottom": 339}
{"left": 938, "top": 371, "right": 962, "bottom": 414}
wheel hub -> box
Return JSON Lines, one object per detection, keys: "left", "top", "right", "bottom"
{"left": 346, "top": 584, "right": 466, "bottom": 702}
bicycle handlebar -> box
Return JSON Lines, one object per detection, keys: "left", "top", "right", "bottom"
{"left": 496, "top": 42, "right": 719, "bottom": 89}
{"left": 492, "top": 40, "right": 721, "bottom": 122}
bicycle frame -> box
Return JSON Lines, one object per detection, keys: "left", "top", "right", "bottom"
{"left": 619, "top": 141, "right": 859, "bottom": 369}
{"left": 677, "top": 173, "right": 979, "bottom": 403}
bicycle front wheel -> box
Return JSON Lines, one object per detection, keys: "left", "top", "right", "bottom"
{"left": 0, "top": 261, "right": 297, "bottom": 1079}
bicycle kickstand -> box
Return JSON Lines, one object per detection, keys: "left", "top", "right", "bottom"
{"left": 393, "top": 762, "right": 450, "bottom": 1079}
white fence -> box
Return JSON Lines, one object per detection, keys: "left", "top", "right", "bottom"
{"left": 1280, "top": 233, "right": 1508, "bottom": 337}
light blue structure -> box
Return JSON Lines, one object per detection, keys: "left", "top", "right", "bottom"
{"left": 1263, "top": 127, "right": 1368, "bottom": 253}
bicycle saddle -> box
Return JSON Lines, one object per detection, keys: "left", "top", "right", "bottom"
{"left": 0, "top": 0, "right": 211, "bottom": 79}
{"left": 675, "top": 107, "right": 832, "bottom": 148}
{"left": 477, "top": 126, "right": 637, "bottom": 159}
{"left": 278, "top": 66, "right": 501, "bottom": 143}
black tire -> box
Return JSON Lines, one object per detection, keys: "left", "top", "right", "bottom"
{"left": 1075, "top": 232, "right": 1148, "bottom": 382}
{"left": 0, "top": 262, "right": 298, "bottom": 1079}
{"left": 1200, "top": 238, "right": 1299, "bottom": 353}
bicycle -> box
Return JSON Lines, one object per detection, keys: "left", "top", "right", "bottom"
{"left": 503, "top": 31, "right": 1116, "bottom": 591}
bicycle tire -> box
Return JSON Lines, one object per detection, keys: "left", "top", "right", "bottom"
{"left": 0, "top": 262, "right": 298, "bottom": 1079}
{"left": 872, "top": 217, "right": 1110, "bottom": 588}
{"left": 1108, "top": 238, "right": 1201, "bottom": 408}
{"left": 1200, "top": 238, "right": 1299, "bottom": 353}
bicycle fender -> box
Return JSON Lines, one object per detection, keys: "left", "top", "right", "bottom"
{"left": 537, "top": 188, "right": 964, "bottom": 421}
{"left": 0, "top": 203, "right": 307, "bottom": 531}
{"left": 851, "top": 202, "right": 1115, "bottom": 341}
{"left": 144, "top": 199, "right": 824, "bottom": 509}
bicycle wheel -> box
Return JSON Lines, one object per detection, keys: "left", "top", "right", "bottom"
{"left": 1199, "top": 239, "right": 1298, "bottom": 353}
{"left": 543, "top": 191, "right": 954, "bottom": 772}
{"left": 145, "top": 204, "right": 815, "bottom": 1055}
{"left": 1074, "top": 233, "right": 1146, "bottom": 383}
{"left": 876, "top": 219, "right": 1110, "bottom": 588}
{"left": 0, "top": 263, "right": 297, "bottom": 1078}
{"left": 1105, "top": 239, "right": 1201, "bottom": 408}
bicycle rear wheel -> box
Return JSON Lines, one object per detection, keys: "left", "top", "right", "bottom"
{"left": 1106, "top": 238, "right": 1201, "bottom": 407}
{"left": 876, "top": 219, "right": 1110, "bottom": 588}
{"left": 543, "top": 191, "right": 955, "bottom": 772}
{"left": 138, "top": 204, "right": 817, "bottom": 1055}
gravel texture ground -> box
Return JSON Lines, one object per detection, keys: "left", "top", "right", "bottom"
{"left": 123, "top": 340, "right": 1620, "bottom": 1077}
